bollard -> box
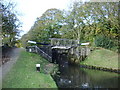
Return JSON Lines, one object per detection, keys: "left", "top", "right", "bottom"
{"left": 29, "top": 48, "right": 32, "bottom": 52}
{"left": 36, "top": 64, "right": 40, "bottom": 72}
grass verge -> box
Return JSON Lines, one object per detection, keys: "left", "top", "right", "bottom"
{"left": 2, "top": 49, "right": 57, "bottom": 88}
{"left": 80, "top": 48, "right": 119, "bottom": 70}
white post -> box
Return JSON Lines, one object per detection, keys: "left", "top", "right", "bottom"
{"left": 29, "top": 48, "right": 32, "bottom": 52}
{"left": 36, "top": 64, "right": 40, "bottom": 72}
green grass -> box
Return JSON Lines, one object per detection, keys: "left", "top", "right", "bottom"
{"left": 2, "top": 49, "right": 57, "bottom": 88}
{"left": 80, "top": 48, "right": 119, "bottom": 69}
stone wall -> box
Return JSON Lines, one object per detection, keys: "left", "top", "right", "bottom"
{"left": 68, "top": 46, "right": 91, "bottom": 65}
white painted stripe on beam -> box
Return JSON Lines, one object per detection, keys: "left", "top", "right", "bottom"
{"left": 52, "top": 46, "right": 71, "bottom": 49}
{"left": 28, "top": 41, "right": 36, "bottom": 44}
{"left": 81, "top": 42, "right": 90, "bottom": 45}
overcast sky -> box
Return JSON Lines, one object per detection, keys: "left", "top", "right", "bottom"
{"left": 9, "top": 0, "right": 76, "bottom": 37}
{"left": 4, "top": 0, "right": 118, "bottom": 37}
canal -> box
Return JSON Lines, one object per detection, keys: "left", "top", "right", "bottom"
{"left": 52, "top": 53, "right": 119, "bottom": 89}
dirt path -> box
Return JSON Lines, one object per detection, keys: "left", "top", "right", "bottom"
{"left": 0, "top": 48, "right": 23, "bottom": 89}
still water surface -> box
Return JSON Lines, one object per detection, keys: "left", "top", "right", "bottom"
{"left": 52, "top": 54, "right": 119, "bottom": 88}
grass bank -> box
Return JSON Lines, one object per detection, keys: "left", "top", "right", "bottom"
{"left": 80, "top": 48, "right": 119, "bottom": 70}
{"left": 2, "top": 49, "right": 57, "bottom": 88}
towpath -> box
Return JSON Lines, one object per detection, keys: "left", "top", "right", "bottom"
{"left": 0, "top": 48, "right": 22, "bottom": 89}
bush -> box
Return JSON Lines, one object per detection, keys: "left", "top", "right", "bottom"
{"left": 94, "top": 35, "right": 115, "bottom": 49}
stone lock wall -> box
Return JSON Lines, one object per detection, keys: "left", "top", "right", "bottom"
{"left": 68, "top": 46, "right": 91, "bottom": 64}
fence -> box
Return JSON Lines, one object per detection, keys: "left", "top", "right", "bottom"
{"left": 26, "top": 45, "right": 52, "bottom": 62}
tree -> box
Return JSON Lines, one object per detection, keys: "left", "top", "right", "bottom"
{"left": 22, "top": 1, "right": 119, "bottom": 51}
{"left": 1, "top": 0, "right": 21, "bottom": 47}
{"left": 60, "top": 1, "right": 119, "bottom": 48}
{"left": 24, "top": 8, "right": 64, "bottom": 44}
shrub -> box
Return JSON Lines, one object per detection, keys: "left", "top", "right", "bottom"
{"left": 94, "top": 35, "right": 115, "bottom": 49}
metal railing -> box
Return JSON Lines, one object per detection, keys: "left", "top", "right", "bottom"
{"left": 26, "top": 45, "right": 52, "bottom": 62}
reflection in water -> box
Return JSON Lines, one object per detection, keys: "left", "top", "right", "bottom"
{"left": 52, "top": 53, "right": 119, "bottom": 88}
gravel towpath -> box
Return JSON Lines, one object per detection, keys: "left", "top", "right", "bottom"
{"left": 0, "top": 48, "right": 23, "bottom": 89}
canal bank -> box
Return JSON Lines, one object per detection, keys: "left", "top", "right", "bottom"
{"left": 52, "top": 51, "right": 119, "bottom": 89}
{"left": 2, "top": 49, "right": 57, "bottom": 88}
{"left": 80, "top": 48, "right": 119, "bottom": 73}
{"left": 24, "top": 46, "right": 119, "bottom": 88}
{"left": 52, "top": 46, "right": 119, "bottom": 74}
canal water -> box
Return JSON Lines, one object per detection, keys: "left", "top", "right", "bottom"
{"left": 52, "top": 54, "right": 119, "bottom": 89}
